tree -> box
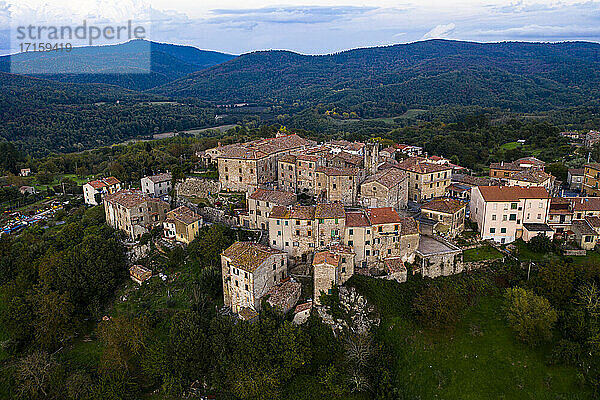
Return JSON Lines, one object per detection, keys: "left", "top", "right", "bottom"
{"left": 98, "top": 315, "right": 148, "bottom": 375}
{"left": 29, "top": 285, "right": 74, "bottom": 351}
{"left": 528, "top": 234, "right": 554, "bottom": 254}
{"left": 504, "top": 287, "right": 558, "bottom": 346}
{"left": 534, "top": 262, "right": 576, "bottom": 306}
{"left": 412, "top": 285, "right": 466, "bottom": 330}
{"left": 14, "top": 351, "right": 57, "bottom": 399}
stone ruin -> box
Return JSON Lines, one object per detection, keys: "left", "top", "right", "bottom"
{"left": 176, "top": 178, "right": 221, "bottom": 199}
{"left": 318, "top": 286, "right": 380, "bottom": 336}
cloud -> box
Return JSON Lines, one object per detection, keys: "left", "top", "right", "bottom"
{"left": 422, "top": 23, "right": 456, "bottom": 39}
{"left": 476, "top": 24, "right": 600, "bottom": 39}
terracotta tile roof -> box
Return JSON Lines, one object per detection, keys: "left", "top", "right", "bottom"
{"left": 218, "top": 134, "right": 315, "bottom": 160}
{"left": 384, "top": 257, "right": 406, "bottom": 273}
{"left": 269, "top": 204, "right": 315, "bottom": 220}
{"left": 569, "top": 197, "right": 600, "bottom": 212}
{"left": 105, "top": 189, "right": 161, "bottom": 208}
{"left": 315, "top": 202, "right": 345, "bottom": 219}
{"left": 345, "top": 210, "right": 370, "bottom": 227}
{"left": 586, "top": 216, "right": 600, "bottom": 229}
{"left": 362, "top": 168, "right": 407, "bottom": 189}
{"left": 327, "top": 243, "right": 354, "bottom": 254}
{"left": 167, "top": 206, "right": 201, "bottom": 225}
{"left": 296, "top": 154, "right": 319, "bottom": 162}
{"left": 475, "top": 186, "right": 550, "bottom": 202}
{"left": 381, "top": 146, "right": 397, "bottom": 154}
{"left": 316, "top": 166, "right": 358, "bottom": 176}
{"left": 585, "top": 163, "right": 600, "bottom": 171}
{"left": 509, "top": 169, "right": 551, "bottom": 184}
{"left": 489, "top": 161, "right": 523, "bottom": 171}
{"left": 88, "top": 180, "right": 107, "bottom": 190}
{"left": 145, "top": 172, "right": 171, "bottom": 183}
{"left": 365, "top": 207, "right": 402, "bottom": 225}
{"left": 572, "top": 220, "right": 597, "bottom": 236}
{"left": 249, "top": 188, "right": 296, "bottom": 206}
{"left": 102, "top": 176, "right": 121, "bottom": 186}
{"left": 333, "top": 151, "right": 363, "bottom": 164}
{"left": 239, "top": 307, "right": 259, "bottom": 321}
{"left": 313, "top": 250, "right": 340, "bottom": 266}
{"left": 396, "top": 157, "right": 452, "bottom": 174}
{"left": 222, "top": 241, "right": 284, "bottom": 273}
{"left": 279, "top": 154, "right": 297, "bottom": 164}
{"left": 568, "top": 168, "right": 584, "bottom": 176}
{"left": 422, "top": 198, "right": 466, "bottom": 214}
{"left": 517, "top": 157, "right": 545, "bottom": 166}
{"left": 401, "top": 217, "right": 419, "bottom": 235}
{"left": 294, "top": 301, "right": 313, "bottom": 314}
{"left": 452, "top": 173, "right": 492, "bottom": 187}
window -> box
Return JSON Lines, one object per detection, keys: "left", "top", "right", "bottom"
{"left": 509, "top": 214, "right": 517, "bottom": 221}
{"left": 511, "top": 203, "right": 518, "bottom": 210}
{"left": 273, "top": 264, "right": 276, "bottom": 270}
{"left": 490, "top": 228, "right": 496, "bottom": 233}
{"left": 491, "top": 214, "right": 497, "bottom": 221}
{"left": 503, "top": 215, "right": 508, "bottom": 221}
{"left": 378, "top": 226, "right": 383, "bottom": 233}
{"left": 245, "top": 284, "right": 248, "bottom": 291}
{"left": 296, "top": 220, "right": 300, "bottom": 225}
{"left": 366, "top": 250, "right": 370, "bottom": 256}
{"left": 319, "top": 218, "right": 324, "bottom": 223}
{"left": 285, "top": 242, "right": 289, "bottom": 247}
{"left": 539, "top": 202, "right": 544, "bottom": 208}
{"left": 349, "top": 228, "right": 354, "bottom": 235}
{"left": 348, "top": 240, "right": 354, "bottom": 246}
{"left": 341, "top": 267, "right": 346, "bottom": 273}
{"left": 394, "top": 224, "right": 399, "bottom": 231}
{"left": 585, "top": 236, "right": 593, "bottom": 243}
{"left": 285, "top": 221, "right": 289, "bottom": 226}
{"left": 296, "top": 230, "right": 300, "bottom": 236}
{"left": 537, "top": 214, "right": 542, "bottom": 219}
{"left": 278, "top": 231, "right": 282, "bottom": 236}
{"left": 500, "top": 228, "right": 506, "bottom": 233}
{"left": 365, "top": 240, "right": 370, "bottom": 245}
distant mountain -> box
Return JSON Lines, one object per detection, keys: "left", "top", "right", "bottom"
{"left": 0, "top": 40, "right": 235, "bottom": 91}
{"left": 151, "top": 40, "right": 600, "bottom": 113}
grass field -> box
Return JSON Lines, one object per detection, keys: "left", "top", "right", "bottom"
{"left": 350, "top": 276, "right": 592, "bottom": 399}
{"left": 463, "top": 244, "right": 504, "bottom": 262}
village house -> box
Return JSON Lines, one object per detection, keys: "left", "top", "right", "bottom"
{"left": 163, "top": 206, "right": 202, "bottom": 244}
{"left": 83, "top": 177, "right": 122, "bottom": 206}
{"left": 394, "top": 157, "right": 453, "bottom": 202}
{"left": 221, "top": 241, "right": 288, "bottom": 313}
{"left": 315, "top": 166, "right": 360, "bottom": 206}
{"left": 583, "top": 163, "right": 600, "bottom": 197}
{"left": 278, "top": 154, "right": 298, "bottom": 192}
{"left": 19, "top": 168, "right": 31, "bottom": 177}
{"left": 420, "top": 198, "right": 467, "bottom": 237}
{"left": 242, "top": 188, "right": 296, "bottom": 230}
{"left": 489, "top": 157, "right": 545, "bottom": 181}
{"left": 547, "top": 198, "right": 574, "bottom": 234}
{"left": 584, "top": 131, "right": 600, "bottom": 148}
{"left": 324, "top": 151, "right": 364, "bottom": 170}
{"left": 268, "top": 202, "right": 346, "bottom": 263}
{"left": 396, "top": 144, "right": 423, "bottom": 157}
{"left": 325, "top": 140, "right": 365, "bottom": 156}
{"left": 447, "top": 174, "right": 494, "bottom": 201}
{"left": 568, "top": 168, "right": 585, "bottom": 192}
{"left": 313, "top": 244, "right": 355, "bottom": 305}
{"left": 141, "top": 172, "right": 172, "bottom": 197}
{"left": 104, "top": 189, "right": 170, "bottom": 240}
{"left": 129, "top": 265, "right": 152, "bottom": 284}
{"left": 507, "top": 169, "right": 554, "bottom": 191}
{"left": 359, "top": 168, "right": 408, "bottom": 210}
{"left": 469, "top": 186, "right": 551, "bottom": 244}
{"left": 571, "top": 217, "right": 600, "bottom": 250}
{"left": 217, "top": 134, "right": 316, "bottom": 192}
{"left": 415, "top": 235, "right": 463, "bottom": 278}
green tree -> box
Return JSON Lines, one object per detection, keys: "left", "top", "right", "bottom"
{"left": 505, "top": 287, "right": 558, "bottom": 346}
{"left": 412, "top": 285, "right": 466, "bottom": 330}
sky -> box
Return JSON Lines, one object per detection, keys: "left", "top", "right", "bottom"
{"left": 1, "top": 0, "right": 600, "bottom": 55}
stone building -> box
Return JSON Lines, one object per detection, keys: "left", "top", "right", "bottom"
{"left": 268, "top": 202, "right": 346, "bottom": 263}
{"left": 313, "top": 244, "right": 355, "bottom": 305}
{"left": 364, "top": 142, "right": 381, "bottom": 175}
{"left": 278, "top": 154, "right": 298, "bottom": 192}
{"left": 104, "top": 189, "right": 170, "bottom": 240}
{"left": 394, "top": 158, "right": 452, "bottom": 202}
{"left": 568, "top": 168, "right": 584, "bottom": 192}
{"left": 583, "top": 163, "right": 600, "bottom": 197}
{"left": 315, "top": 166, "right": 360, "bottom": 206}
{"left": 420, "top": 198, "right": 467, "bottom": 238}
{"left": 325, "top": 151, "right": 364, "bottom": 170}
{"left": 399, "top": 217, "right": 420, "bottom": 263}
{"left": 221, "top": 241, "right": 288, "bottom": 313}
{"left": 415, "top": 235, "right": 463, "bottom": 278}
{"left": 141, "top": 172, "right": 172, "bottom": 197}
{"left": 242, "top": 188, "right": 296, "bottom": 230}
{"left": 359, "top": 168, "right": 408, "bottom": 210}
{"left": 217, "top": 134, "right": 316, "bottom": 192}
{"left": 507, "top": 169, "right": 554, "bottom": 191}
{"left": 163, "top": 205, "right": 202, "bottom": 244}
{"left": 83, "top": 177, "right": 121, "bottom": 206}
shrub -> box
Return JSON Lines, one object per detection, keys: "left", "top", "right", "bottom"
{"left": 412, "top": 285, "right": 466, "bottom": 330}
{"left": 504, "top": 287, "right": 558, "bottom": 346}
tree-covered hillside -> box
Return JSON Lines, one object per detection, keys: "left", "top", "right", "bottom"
{"left": 152, "top": 40, "right": 600, "bottom": 113}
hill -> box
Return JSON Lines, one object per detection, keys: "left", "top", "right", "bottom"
{"left": 152, "top": 40, "right": 600, "bottom": 114}
{"left": 0, "top": 40, "right": 235, "bottom": 91}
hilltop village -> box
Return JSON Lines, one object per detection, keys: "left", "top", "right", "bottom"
{"left": 52, "top": 130, "right": 600, "bottom": 322}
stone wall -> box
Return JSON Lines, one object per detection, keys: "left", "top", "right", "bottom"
{"left": 176, "top": 178, "right": 221, "bottom": 198}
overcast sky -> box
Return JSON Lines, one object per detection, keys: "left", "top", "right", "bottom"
{"left": 1, "top": 0, "right": 600, "bottom": 55}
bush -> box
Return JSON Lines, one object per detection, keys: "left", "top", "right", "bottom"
{"left": 412, "top": 285, "right": 466, "bottom": 330}
{"left": 528, "top": 234, "right": 554, "bottom": 254}
{"left": 549, "top": 339, "right": 582, "bottom": 366}
{"left": 504, "top": 287, "right": 558, "bottom": 346}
